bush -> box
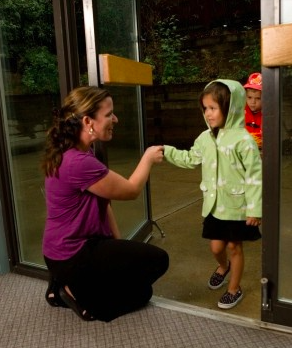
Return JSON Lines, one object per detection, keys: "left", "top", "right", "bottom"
{"left": 21, "top": 47, "right": 59, "bottom": 94}
{"left": 144, "top": 15, "right": 199, "bottom": 85}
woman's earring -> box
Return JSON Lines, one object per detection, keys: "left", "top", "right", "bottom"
{"left": 89, "top": 127, "right": 93, "bottom": 135}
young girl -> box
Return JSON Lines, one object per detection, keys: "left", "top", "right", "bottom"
{"left": 163, "top": 80, "right": 262, "bottom": 309}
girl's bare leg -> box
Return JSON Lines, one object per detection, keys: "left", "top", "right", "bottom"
{"left": 226, "top": 241, "right": 244, "bottom": 294}
{"left": 210, "top": 240, "right": 229, "bottom": 274}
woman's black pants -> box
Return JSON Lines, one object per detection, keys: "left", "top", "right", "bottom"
{"left": 44, "top": 238, "right": 169, "bottom": 322}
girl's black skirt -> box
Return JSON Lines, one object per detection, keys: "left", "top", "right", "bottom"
{"left": 202, "top": 214, "right": 261, "bottom": 241}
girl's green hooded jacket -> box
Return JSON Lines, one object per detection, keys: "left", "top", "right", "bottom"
{"left": 164, "top": 79, "right": 262, "bottom": 220}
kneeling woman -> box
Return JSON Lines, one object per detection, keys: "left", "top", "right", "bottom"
{"left": 42, "top": 86, "right": 169, "bottom": 322}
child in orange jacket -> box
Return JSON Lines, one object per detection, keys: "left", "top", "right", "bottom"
{"left": 244, "top": 72, "right": 262, "bottom": 151}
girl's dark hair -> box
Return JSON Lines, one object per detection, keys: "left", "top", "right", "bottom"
{"left": 42, "top": 86, "right": 111, "bottom": 177}
{"left": 199, "top": 82, "right": 230, "bottom": 137}
{"left": 199, "top": 81, "right": 230, "bottom": 117}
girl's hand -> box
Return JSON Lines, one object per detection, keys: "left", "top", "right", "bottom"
{"left": 246, "top": 217, "right": 261, "bottom": 226}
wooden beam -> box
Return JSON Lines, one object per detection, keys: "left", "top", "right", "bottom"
{"left": 261, "top": 23, "right": 292, "bottom": 67}
{"left": 99, "top": 54, "right": 153, "bottom": 86}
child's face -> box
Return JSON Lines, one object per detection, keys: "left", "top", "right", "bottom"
{"left": 202, "top": 94, "right": 225, "bottom": 129}
{"left": 246, "top": 89, "right": 262, "bottom": 113}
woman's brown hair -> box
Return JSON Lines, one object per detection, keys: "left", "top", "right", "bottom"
{"left": 41, "top": 86, "right": 111, "bottom": 177}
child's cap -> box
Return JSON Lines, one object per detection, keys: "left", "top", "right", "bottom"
{"left": 243, "top": 72, "right": 262, "bottom": 91}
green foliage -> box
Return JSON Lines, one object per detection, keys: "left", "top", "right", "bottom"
{"left": 0, "top": 0, "right": 55, "bottom": 57}
{"left": 0, "top": 0, "right": 57, "bottom": 94}
{"left": 227, "top": 29, "right": 261, "bottom": 80}
{"left": 143, "top": 14, "right": 260, "bottom": 85}
{"left": 0, "top": 0, "right": 261, "bottom": 91}
{"left": 97, "top": 0, "right": 134, "bottom": 58}
{"left": 191, "top": 29, "right": 261, "bottom": 82}
{"left": 144, "top": 15, "right": 199, "bottom": 85}
{"left": 141, "top": 0, "right": 261, "bottom": 85}
{"left": 21, "top": 47, "right": 59, "bottom": 94}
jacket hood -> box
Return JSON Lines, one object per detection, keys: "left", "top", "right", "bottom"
{"left": 204, "top": 79, "right": 246, "bottom": 129}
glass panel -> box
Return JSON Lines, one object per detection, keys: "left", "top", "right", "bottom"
{"left": 281, "top": 0, "right": 292, "bottom": 23}
{"left": 279, "top": 66, "right": 292, "bottom": 303}
{"left": 0, "top": 1, "right": 61, "bottom": 267}
{"left": 278, "top": 0, "right": 292, "bottom": 303}
{"left": 76, "top": 0, "right": 89, "bottom": 85}
{"left": 0, "top": 0, "right": 87, "bottom": 267}
{"left": 96, "top": 0, "right": 147, "bottom": 239}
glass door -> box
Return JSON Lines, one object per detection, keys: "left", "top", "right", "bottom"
{"left": 261, "top": 0, "right": 292, "bottom": 327}
{"left": 0, "top": 0, "right": 151, "bottom": 274}
{"left": 82, "top": 0, "right": 151, "bottom": 240}
{"left": 0, "top": 1, "right": 61, "bottom": 270}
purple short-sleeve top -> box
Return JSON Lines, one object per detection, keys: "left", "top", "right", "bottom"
{"left": 42, "top": 148, "right": 111, "bottom": 260}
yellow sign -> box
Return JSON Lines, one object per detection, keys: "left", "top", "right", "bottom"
{"left": 99, "top": 54, "right": 153, "bottom": 86}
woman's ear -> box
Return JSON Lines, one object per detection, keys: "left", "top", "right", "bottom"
{"left": 82, "top": 115, "right": 91, "bottom": 127}
{"left": 82, "top": 116, "right": 94, "bottom": 135}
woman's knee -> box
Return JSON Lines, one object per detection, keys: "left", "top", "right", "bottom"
{"left": 133, "top": 242, "right": 169, "bottom": 273}
{"left": 156, "top": 247, "right": 169, "bottom": 273}
{"left": 146, "top": 246, "right": 169, "bottom": 282}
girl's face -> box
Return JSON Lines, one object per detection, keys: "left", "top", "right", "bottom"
{"left": 91, "top": 96, "right": 118, "bottom": 141}
{"left": 202, "top": 94, "right": 225, "bottom": 129}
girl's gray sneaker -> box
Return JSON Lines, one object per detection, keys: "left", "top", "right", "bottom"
{"left": 208, "top": 261, "right": 230, "bottom": 290}
{"left": 218, "top": 287, "right": 243, "bottom": 309}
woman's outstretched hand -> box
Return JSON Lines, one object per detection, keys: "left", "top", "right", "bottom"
{"left": 144, "top": 145, "right": 164, "bottom": 164}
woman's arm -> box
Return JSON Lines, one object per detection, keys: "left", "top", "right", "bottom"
{"left": 87, "top": 145, "right": 164, "bottom": 200}
{"left": 107, "top": 203, "right": 121, "bottom": 239}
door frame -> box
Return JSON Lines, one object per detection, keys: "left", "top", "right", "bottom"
{"left": 261, "top": 0, "right": 292, "bottom": 326}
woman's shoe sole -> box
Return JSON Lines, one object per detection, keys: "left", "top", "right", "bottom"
{"left": 59, "top": 287, "right": 95, "bottom": 321}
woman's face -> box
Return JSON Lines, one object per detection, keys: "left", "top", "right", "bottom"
{"left": 202, "top": 94, "right": 225, "bottom": 129}
{"left": 91, "top": 96, "right": 118, "bottom": 141}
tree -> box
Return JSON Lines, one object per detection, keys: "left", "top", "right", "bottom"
{"left": 144, "top": 15, "right": 199, "bottom": 84}
{"left": 0, "top": 0, "right": 58, "bottom": 94}
{"left": 140, "top": 0, "right": 261, "bottom": 84}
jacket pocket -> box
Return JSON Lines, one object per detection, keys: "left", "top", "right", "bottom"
{"left": 223, "top": 184, "right": 245, "bottom": 209}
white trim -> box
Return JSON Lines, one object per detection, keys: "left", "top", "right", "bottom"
{"left": 82, "top": 0, "right": 99, "bottom": 86}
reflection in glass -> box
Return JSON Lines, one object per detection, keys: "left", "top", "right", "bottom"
{"left": 0, "top": 1, "right": 60, "bottom": 266}
{"left": 96, "top": 0, "right": 147, "bottom": 239}
{"left": 279, "top": 66, "right": 292, "bottom": 302}
{"left": 281, "top": 0, "right": 292, "bottom": 24}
